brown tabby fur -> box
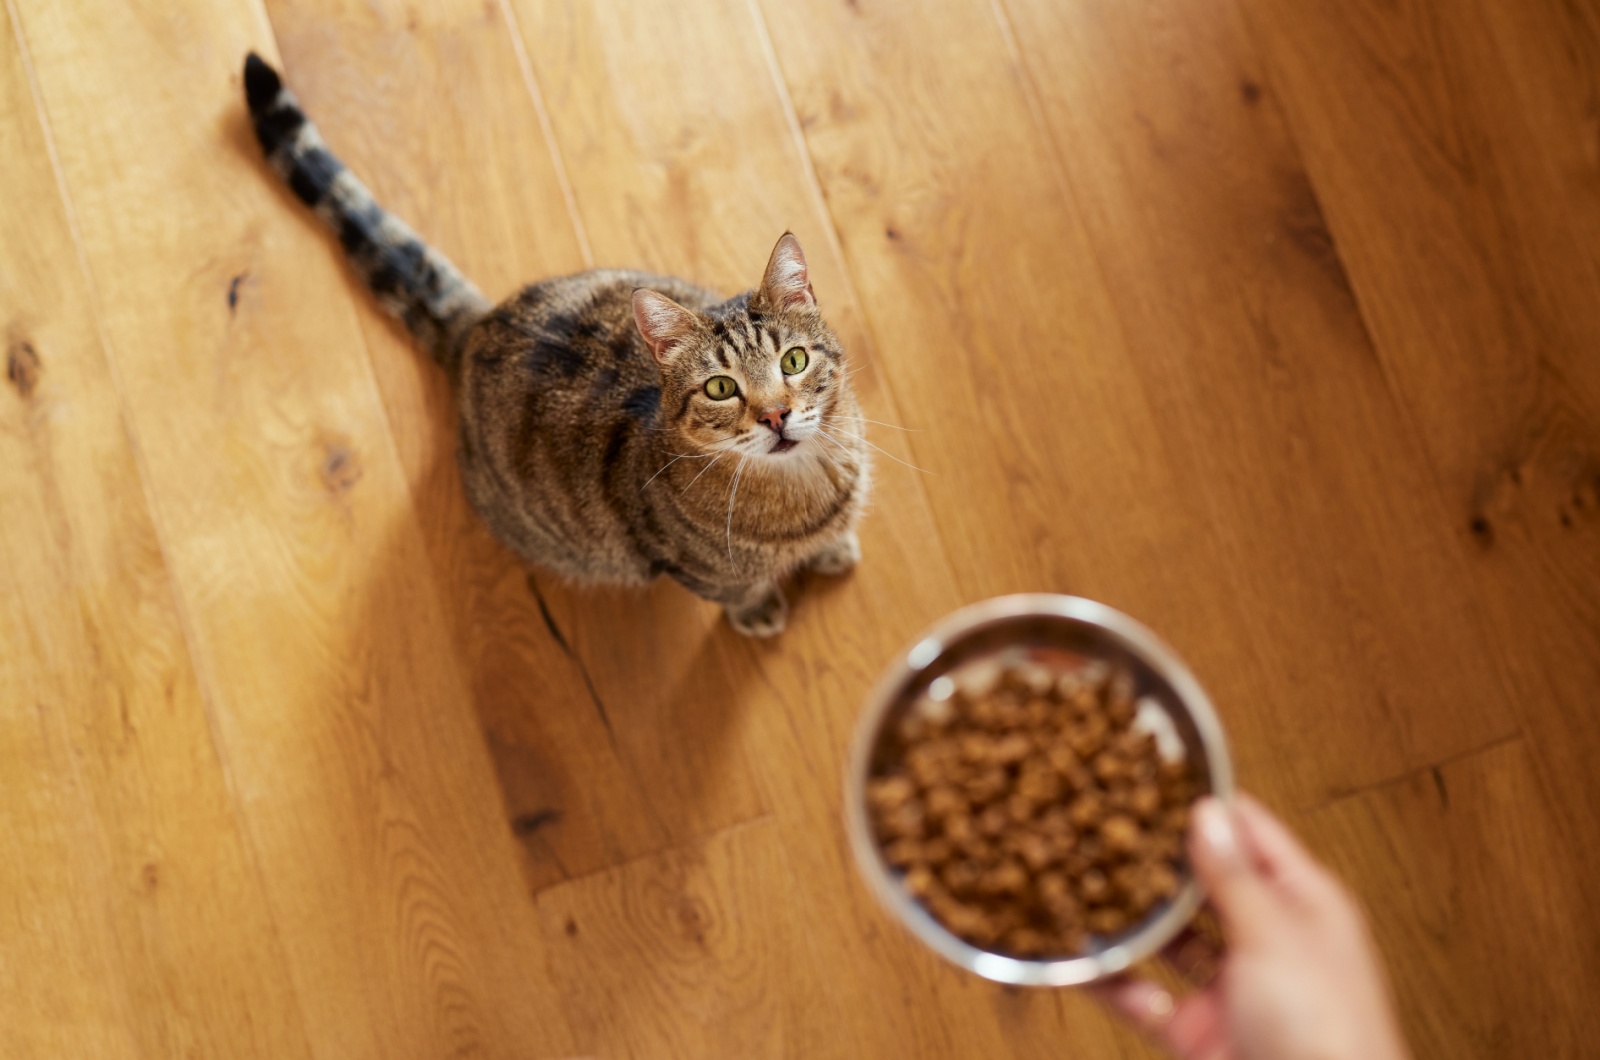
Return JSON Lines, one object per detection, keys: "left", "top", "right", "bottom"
{"left": 243, "top": 54, "right": 868, "bottom": 635}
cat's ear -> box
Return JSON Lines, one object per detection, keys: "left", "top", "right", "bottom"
{"left": 632, "top": 289, "right": 700, "bottom": 365}
{"left": 758, "top": 232, "right": 816, "bottom": 310}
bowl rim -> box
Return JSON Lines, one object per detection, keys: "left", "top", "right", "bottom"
{"left": 844, "top": 593, "right": 1235, "bottom": 987}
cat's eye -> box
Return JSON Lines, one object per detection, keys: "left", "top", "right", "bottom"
{"left": 704, "top": 375, "right": 738, "bottom": 400}
{"left": 781, "top": 346, "right": 808, "bottom": 375}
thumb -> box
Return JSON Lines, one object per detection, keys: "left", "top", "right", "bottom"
{"left": 1189, "top": 797, "right": 1277, "bottom": 948}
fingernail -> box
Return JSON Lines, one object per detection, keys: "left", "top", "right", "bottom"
{"left": 1195, "top": 798, "right": 1241, "bottom": 866}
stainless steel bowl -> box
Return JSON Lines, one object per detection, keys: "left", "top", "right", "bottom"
{"left": 845, "top": 594, "right": 1234, "bottom": 987}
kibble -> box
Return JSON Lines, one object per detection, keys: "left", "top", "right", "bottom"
{"left": 866, "top": 652, "right": 1200, "bottom": 960}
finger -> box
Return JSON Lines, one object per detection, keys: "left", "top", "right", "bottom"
{"left": 1094, "top": 976, "right": 1232, "bottom": 1060}
{"left": 1088, "top": 975, "right": 1178, "bottom": 1037}
{"left": 1188, "top": 797, "right": 1277, "bottom": 947}
{"left": 1231, "top": 794, "right": 1339, "bottom": 907}
{"left": 1163, "top": 989, "right": 1232, "bottom": 1060}
{"left": 1232, "top": 793, "right": 1317, "bottom": 873}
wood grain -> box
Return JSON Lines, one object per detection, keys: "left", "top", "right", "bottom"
{"left": 0, "top": 14, "right": 308, "bottom": 1056}
{"left": 1243, "top": 0, "right": 1600, "bottom": 866}
{"left": 2, "top": 0, "right": 1597, "bottom": 1057}
{"left": 1304, "top": 740, "right": 1600, "bottom": 1058}
{"left": 7, "top": 0, "right": 575, "bottom": 1054}
{"left": 1474, "top": 0, "right": 1600, "bottom": 277}
{"left": 993, "top": 0, "right": 1518, "bottom": 808}
{"left": 535, "top": 818, "right": 801, "bottom": 1059}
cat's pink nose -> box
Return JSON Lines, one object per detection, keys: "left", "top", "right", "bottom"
{"left": 758, "top": 407, "right": 790, "bottom": 433}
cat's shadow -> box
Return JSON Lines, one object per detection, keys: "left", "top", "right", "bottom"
{"left": 372, "top": 347, "right": 772, "bottom": 894}
{"left": 530, "top": 569, "right": 771, "bottom": 846}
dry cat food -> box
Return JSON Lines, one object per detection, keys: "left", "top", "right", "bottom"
{"left": 865, "top": 652, "right": 1199, "bottom": 959}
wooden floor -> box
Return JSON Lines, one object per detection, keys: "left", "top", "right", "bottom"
{"left": 3, "top": 0, "right": 1597, "bottom": 1056}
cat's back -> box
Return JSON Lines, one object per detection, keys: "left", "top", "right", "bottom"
{"left": 453, "top": 269, "right": 715, "bottom": 580}
{"left": 460, "top": 268, "right": 712, "bottom": 393}
{"left": 458, "top": 267, "right": 714, "bottom": 458}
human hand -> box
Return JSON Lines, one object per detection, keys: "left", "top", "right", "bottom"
{"left": 1093, "top": 794, "right": 1411, "bottom": 1060}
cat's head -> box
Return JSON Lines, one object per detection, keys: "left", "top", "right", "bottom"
{"left": 633, "top": 233, "right": 850, "bottom": 464}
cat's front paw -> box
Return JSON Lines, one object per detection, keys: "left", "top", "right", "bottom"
{"left": 809, "top": 530, "right": 861, "bottom": 576}
{"left": 726, "top": 584, "right": 788, "bottom": 637}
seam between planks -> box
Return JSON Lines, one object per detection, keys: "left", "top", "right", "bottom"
{"left": 532, "top": 811, "right": 779, "bottom": 897}
{"left": 744, "top": 0, "right": 964, "bottom": 597}
{"left": 497, "top": 0, "right": 594, "bottom": 269}
{"left": 1305, "top": 730, "right": 1525, "bottom": 812}
{"left": 983, "top": 0, "right": 1234, "bottom": 606}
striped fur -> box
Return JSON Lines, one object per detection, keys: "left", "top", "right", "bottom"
{"left": 244, "top": 53, "right": 488, "bottom": 367}
{"left": 241, "top": 54, "right": 869, "bottom": 636}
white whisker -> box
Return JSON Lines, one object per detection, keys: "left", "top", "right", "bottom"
{"left": 854, "top": 417, "right": 917, "bottom": 432}
{"left": 641, "top": 454, "right": 690, "bottom": 490}
{"left": 809, "top": 439, "right": 848, "bottom": 477}
{"left": 683, "top": 454, "right": 725, "bottom": 491}
{"left": 819, "top": 425, "right": 929, "bottom": 475}
{"left": 726, "top": 455, "right": 748, "bottom": 563}
{"left": 809, "top": 431, "right": 859, "bottom": 479}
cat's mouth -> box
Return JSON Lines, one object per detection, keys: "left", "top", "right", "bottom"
{"left": 770, "top": 437, "right": 800, "bottom": 454}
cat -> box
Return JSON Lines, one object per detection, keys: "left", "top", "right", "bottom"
{"left": 242, "top": 53, "right": 869, "bottom": 636}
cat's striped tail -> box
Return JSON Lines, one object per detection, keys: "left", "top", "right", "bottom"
{"left": 242, "top": 52, "right": 488, "bottom": 369}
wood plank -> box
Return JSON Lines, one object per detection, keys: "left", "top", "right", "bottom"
{"left": 993, "top": 0, "right": 1519, "bottom": 811}
{"left": 261, "top": 0, "right": 766, "bottom": 887}
{"left": 0, "top": 11, "right": 309, "bottom": 1056}
{"left": 5, "top": 0, "right": 1594, "bottom": 1055}
{"left": 1473, "top": 0, "right": 1600, "bottom": 276}
{"left": 8, "top": 0, "right": 577, "bottom": 1054}
{"left": 1242, "top": 0, "right": 1600, "bottom": 847}
{"left": 1243, "top": 0, "right": 1600, "bottom": 490}
{"left": 1304, "top": 739, "right": 1600, "bottom": 1058}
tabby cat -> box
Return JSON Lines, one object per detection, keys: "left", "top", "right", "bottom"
{"left": 242, "top": 53, "right": 868, "bottom": 636}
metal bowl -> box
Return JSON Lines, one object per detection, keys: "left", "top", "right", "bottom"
{"left": 844, "top": 594, "right": 1234, "bottom": 987}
